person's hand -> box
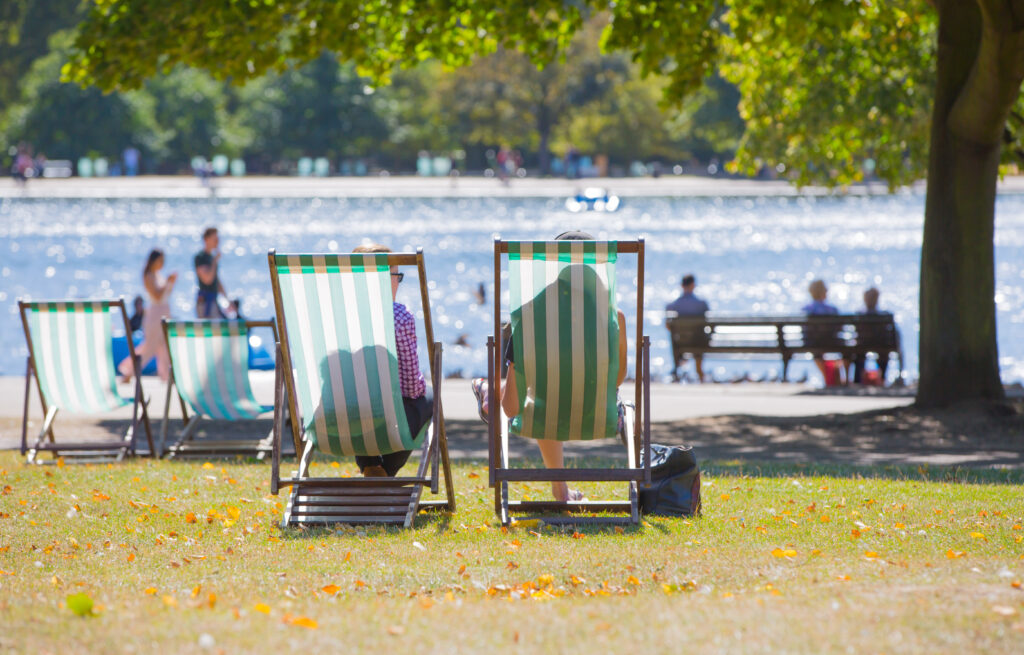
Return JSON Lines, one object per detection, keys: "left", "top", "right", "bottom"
{"left": 167, "top": 272, "right": 178, "bottom": 283}
{"left": 214, "top": 250, "right": 221, "bottom": 262}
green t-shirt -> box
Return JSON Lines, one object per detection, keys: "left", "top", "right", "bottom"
{"left": 194, "top": 250, "right": 219, "bottom": 294}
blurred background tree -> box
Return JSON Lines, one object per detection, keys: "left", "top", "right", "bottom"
{"left": 1, "top": 9, "right": 741, "bottom": 175}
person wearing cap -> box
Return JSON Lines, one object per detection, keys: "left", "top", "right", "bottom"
{"left": 472, "top": 230, "right": 627, "bottom": 503}
{"left": 665, "top": 273, "right": 710, "bottom": 382}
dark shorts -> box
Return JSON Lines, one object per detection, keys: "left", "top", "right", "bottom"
{"left": 354, "top": 392, "right": 433, "bottom": 476}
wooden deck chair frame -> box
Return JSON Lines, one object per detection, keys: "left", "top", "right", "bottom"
{"left": 487, "top": 238, "right": 652, "bottom": 526}
{"left": 267, "top": 249, "right": 455, "bottom": 528}
{"left": 159, "top": 318, "right": 280, "bottom": 459}
{"left": 18, "top": 298, "right": 155, "bottom": 464}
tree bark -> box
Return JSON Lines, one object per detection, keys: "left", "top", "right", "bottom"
{"left": 917, "top": 0, "right": 1024, "bottom": 407}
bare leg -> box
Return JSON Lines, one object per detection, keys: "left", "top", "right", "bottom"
{"left": 695, "top": 355, "right": 705, "bottom": 383}
{"left": 536, "top": 438, "right": 572, "bottom": 502}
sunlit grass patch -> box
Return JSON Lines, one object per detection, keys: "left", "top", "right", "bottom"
{"left": 0, "top": 452, "right": 1022, "bottom": 653}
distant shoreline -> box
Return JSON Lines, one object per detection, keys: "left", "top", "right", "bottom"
{"left": 0, "top": 173, "right": 985, "bottom": 199}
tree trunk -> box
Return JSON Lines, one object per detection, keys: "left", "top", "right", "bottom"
{"left": 918, "top": 0, "right": 1024, "bottom": 407}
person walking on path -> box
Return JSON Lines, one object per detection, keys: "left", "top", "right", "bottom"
{"left": 194, "top": 227, "right": 230, "bottom": 319}
{"left": 118, "top": 249, "right": 176, "bottom": 382}
{"left": 666, "top": 273, "right": 710, "bottom": 382}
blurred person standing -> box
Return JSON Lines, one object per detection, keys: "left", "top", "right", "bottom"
{"left": 194, "top": 227, "right": 231, "bottom": 318}
{"left": 119, "top": 249, "right": 176, "bottom": 382}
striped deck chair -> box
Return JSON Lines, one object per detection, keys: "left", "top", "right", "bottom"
{"left": 18, "top": 299, "right": 154, "bottom": 464}
{"left": 268, "top": 250, "right": 455, "bottom": 528}
{"left": 487, "top": 239, "right": 652, "bottom": 525}
{"left": 159, "top": 319, "right": 278, "bottom": 459}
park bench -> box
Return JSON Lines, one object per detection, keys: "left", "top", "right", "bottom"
{"left": 666, "top": 313, "right": 903, "bottom": 383}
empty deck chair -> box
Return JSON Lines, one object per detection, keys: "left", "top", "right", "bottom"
{"left": 18, "top": 299, "right": 154, "bottom": 463}
{"left": 487, "top": 239, "right": 652, "bottom": 525}
{"left": 160, "top": 319, "right": 278, "bottom": 459}
{"left": 268, "top": 250, "right": 455, "bottom": 528}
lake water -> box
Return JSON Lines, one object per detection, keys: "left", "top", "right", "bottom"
{"left": 2, "top": 193, "right": 1023, "bottom": 384}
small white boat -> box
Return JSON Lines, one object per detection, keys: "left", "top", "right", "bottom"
{"left": 565, "top": 187, "right": 621, "bottom": 213}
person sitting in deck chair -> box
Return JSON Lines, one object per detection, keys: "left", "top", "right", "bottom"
{"left": 472, "top": 231, "right": 627, "bottom": 503}
{"left": 344, "top": 243, "right": 433, "bottom": 478}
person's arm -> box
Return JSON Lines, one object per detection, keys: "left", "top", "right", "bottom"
{"left": 196, "top": 262, "right": 216, "bottom": 287}
{"left": 617, "top": 310, "right": 627, "bottom": 386}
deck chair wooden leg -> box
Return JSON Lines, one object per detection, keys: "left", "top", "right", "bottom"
{"left": 29, "top": 406, "right": 58, "bottom": 465}
{"left": 159, "top": 374, "right": 175, "bottom": 457}
{"left": 430, "top": 344, "right": 441, "bottom": 495}
{"left": 271, "top": 349, "right": 285, "bottom": 494}
{"left": 282, "top": 439, "right": 316, "bottom": 528}
{"left": 21, "top": 357, "right": 32, "bottom": 456}
{"left": 137, "top": 393, "right": 155, "bottom": 459}
{"left": 165, "top": 416, "right": 202, "bottom": 459}
{"left": 499, "top": 481, "right": 511, "bottom": 527}
{"left": 629, "top": 482, "right": 639, "bottom": 524}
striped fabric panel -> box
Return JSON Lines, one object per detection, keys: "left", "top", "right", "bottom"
{"left": 273, "top": 254, "right": 413, "bottom": 458}
{"left": 507, "top": 241, "right": 619, "bottom": 441}
{"left": 23, "top": 301, "right": 128, "bottom": 414}
{"left": 165, "top": 320, "right": 267, "bottom": 420}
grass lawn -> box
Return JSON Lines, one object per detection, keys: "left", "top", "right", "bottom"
{"left": 1, "top": 451, "right": 1023, "bottom": 654}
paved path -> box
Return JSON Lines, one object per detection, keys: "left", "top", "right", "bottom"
{"left": 3, "top": 372, "right": 1021, "bottom": 468}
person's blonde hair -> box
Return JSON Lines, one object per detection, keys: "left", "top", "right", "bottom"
{"left": 353, "top": 243, "right": 391, "bottom": 254}
{"left": 808, "top": 279, "right": 828, "bottom": 301}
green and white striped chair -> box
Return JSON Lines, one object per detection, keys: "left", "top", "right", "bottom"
{"left": 160, "top": 319, "right": 278, "bottom": 459}
{"left": 18, "top": 299, "right": 154, "bottom": 463}
{"left": 268, "top": 250, "right": 455, "bottom": 528}
{"left": 487, "top": 239, "right": 652, "bottom": 525}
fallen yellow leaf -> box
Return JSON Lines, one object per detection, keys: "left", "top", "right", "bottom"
{"left": 321, "top": 584, "right": 341, "bottom": 596}
{"left": 287, "top": 615, "right": 318, "bottom": 629}
{"left": 143, "top": 587, "right": 157, "bottom": 595}
{"left": 771, "top": 548, "right": 797, "bottom": 558}
{"left": 946, "top": 550, "right": 966, "bottom": 559}
{"left": 254, "top": 602, "right": 271, "bottom": 614}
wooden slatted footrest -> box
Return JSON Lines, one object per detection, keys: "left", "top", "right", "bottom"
{"left": 283, "top": 482, "right": 420, "bottom": 527}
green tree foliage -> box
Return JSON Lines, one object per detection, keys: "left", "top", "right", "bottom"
{"left": 237, "top": 53, "right": 387, "bottom": 163}
{"left": 0, "top": 0, "right": 83, "bottom": 110}
{"left": 145, "top": 67, "right": 250, "bottom": 170}
{"left": 436, "top": 18, "right": 632, "bottom": 173}
{"left": 2, "top": 31, "right": 163, "bottom": 162}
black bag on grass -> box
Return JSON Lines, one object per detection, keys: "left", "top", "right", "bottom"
{"left": 638, "top": 444, "right": 701, "bottom": 517}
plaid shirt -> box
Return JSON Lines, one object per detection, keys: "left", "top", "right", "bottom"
{"left": 394, "top": 302, "right": 426, "bottom": 399}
